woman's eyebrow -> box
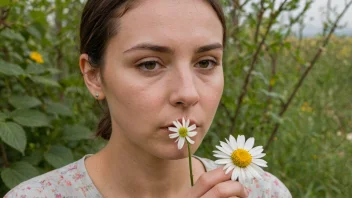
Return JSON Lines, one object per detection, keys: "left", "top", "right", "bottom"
{"left": 196, "top": 43, "right": 223, "bottom": 53}
{"left": 123, "top": 42, "right": 223, "bottom": 54}
{"left": 123, "top": 43, "right": 173, "bottom": 54}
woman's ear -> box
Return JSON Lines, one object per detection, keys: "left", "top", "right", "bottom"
{"left": 79, "top": 54, "right": 105, "bottom": 100}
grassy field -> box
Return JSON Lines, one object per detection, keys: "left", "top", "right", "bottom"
{"left": 271, "top": 36, "right": 351, "bottom": 197}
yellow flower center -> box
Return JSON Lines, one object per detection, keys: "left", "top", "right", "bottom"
{"left": 231, "top": 149, "right": 252, "bottom": 168}
{"left": 178, "top": 127, "right": 188, "bottom": 137}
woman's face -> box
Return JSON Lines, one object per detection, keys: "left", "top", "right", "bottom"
{"left": 100, "top": 0, "right": 224, "bottom": 158}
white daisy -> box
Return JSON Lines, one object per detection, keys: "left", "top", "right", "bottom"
{"left": 168, "top": 117, "right": 197, "bottom": 149}
{"left": 213, "top": 135, "right": 267, "bottom": 184}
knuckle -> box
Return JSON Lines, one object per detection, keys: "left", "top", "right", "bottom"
{"left": 198, "top": 174, "right": 212, "bottom": 187}
{"left": 212, "top": 184, "right": 228, "bottom": 198}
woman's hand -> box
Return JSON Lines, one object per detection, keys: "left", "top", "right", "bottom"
{"left": 185, "top": 167, "right": 249, "bottom": 198}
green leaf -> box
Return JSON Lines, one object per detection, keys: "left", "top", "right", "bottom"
{"left": 30, "top": 10, "right": 47, "bottom": 25}
{"left": 46, "top": 68, "right": 61, "bottom": 74}
{"left": 260, "top": 89, "right": 285, "bottom": 100}
{"left": 45, "top": 102, "right": 73, "bottom": 116}
{"left": 22, "top": 150, "right": 43, "bottom": 166}
{"left": 268, "top": 112, "right": 284, "bottom": 124}
{"left": 65, "top": 86, "right": 86, "bottom": 95}
{"left": 31, "top": 76, "right": 60, "bottom": 87}
{"left": 0, "top": 122, "right": 26, "bottom": 154}
{"left": 27, "top": 25, "right": 42, "bottom": 40}
{"left": 63, "top": 124, "right": 93, "bottom": 141}
{"left": 11, "top": 109, "right": 50, "bottom": 127}
{"left": 0, "top": 29, "right": 24, "bottom": 42}
{"left": 0, "top": 111, "right": 9, "bottom": 121}
{"left": 251, "top": 71, "right": 269, "bottom": 85}
{"left": 11, "top": 52, "right": 24, "bottom": 62}
{"left": 0, "top": 60, "right": 25, "bottom": 76}
{"left": 9, "top": 95, "right": 42, "bottom": 109}
{"left": 26, "top": 63, "right": 45, "bottom": 75}
{"left": 1, "top": 161, "right": 39, "bottom": 189}
{"left": 0, "top": 0, "right": 10, "bottom": 6}
{"left": 44, "top": 145, "right": 73, "bottom": 168}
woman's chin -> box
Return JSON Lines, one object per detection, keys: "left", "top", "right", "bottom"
{"left": 153, "top": 144, "right": 191, "bottom": 160}
{"left": 151, "top": 144, "right": 188, "bottom": 160}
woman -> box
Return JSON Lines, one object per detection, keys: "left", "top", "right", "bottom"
{"left": 5, "top": 0, "right": 291, "bottom": 197}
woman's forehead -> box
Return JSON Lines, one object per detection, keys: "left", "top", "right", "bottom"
{"left": 112, "top": 0, "right": 223, "bottom": 52}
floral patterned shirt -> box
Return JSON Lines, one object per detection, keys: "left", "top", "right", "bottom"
{"left": 4, "top": 154, "right": 292, "bottom": 198}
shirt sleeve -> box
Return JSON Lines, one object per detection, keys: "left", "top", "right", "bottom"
{"left": 4, "top": 182, "right": 58, "bottom": 198}
{"left": 244, "top": 171, "right": 292, "bottom": 198}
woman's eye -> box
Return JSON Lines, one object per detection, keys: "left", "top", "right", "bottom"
{"left": 195, "top": 59, "right": 218, "bottom": 69}
{"left": 137, "top": 61, "right": 160, "bottom": 71}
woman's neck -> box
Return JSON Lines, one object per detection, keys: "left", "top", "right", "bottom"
{"left": 85, "top": 135, "right": 205, "bottom": 197}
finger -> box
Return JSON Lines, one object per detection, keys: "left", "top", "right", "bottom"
{"left": 189, "top": 167, "right": 231, "bottom": 197}
{"left": 201, "top": 180, "right": 248, "bottom": 198}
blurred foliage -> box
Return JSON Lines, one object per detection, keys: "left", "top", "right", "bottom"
{"left": 0, "top": 0, "right": 351, "bottom": 197}
{"left": 0, "top": 0, "right": 106, "bottom": 195}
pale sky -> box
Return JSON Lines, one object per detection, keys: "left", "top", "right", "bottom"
{"left": 302, "top": 0, "right": 352, "bottom": 35}
{"left": 241, "top": 0, "right": 352, "bottom": 36}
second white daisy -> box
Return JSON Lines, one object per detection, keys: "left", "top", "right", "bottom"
{"left": 213, "top": 135, "right": 267, "bottom": 184}
{"left": 168, "top": 117, "right": 197, "bottom": 149}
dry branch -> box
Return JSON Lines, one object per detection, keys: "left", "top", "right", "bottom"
{"left": 230, "top": 0, "right": 289, "bottom": 134}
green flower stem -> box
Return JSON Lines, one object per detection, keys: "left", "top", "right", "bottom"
{"left": 187, "top": 141, "right": 194, "bottom": 186}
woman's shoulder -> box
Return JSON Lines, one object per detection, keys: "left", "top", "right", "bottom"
{"left": 194, "top": 155, "right": 292, "bottom": 198}
{"left": 4, "top": 154, "right": 101, "bottom": 198}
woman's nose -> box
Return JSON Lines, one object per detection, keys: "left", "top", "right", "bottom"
{"left": 169, "top": 68, "right": 200, "bottom": 108}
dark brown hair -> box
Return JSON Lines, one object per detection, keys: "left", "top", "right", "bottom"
{"left": 80, "top": 0, "right": 227, "bottom": 140}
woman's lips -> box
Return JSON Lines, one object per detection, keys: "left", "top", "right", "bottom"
{"left": 161, "top": 118, "right": 199, "bottom": 129}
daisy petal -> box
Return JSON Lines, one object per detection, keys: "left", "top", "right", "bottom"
{"left": 169, "top": 133, "right": 179, "bottom": 138}
{"left": 213, "top": 154, "right": 231, "bottom": 159}
{"left": 244, "top": 137, "right": 255, "bottom": 150}
{"left": 186, "top": 119, "right": 190, "bottom": 127}
{"left": 249, "top": 146, "right": 263, "bottom": 156}
{"left": 252, "top": 158, "right": 268, "bottom": 167}
{"left": 253, "top": 153, "right": 266, "bottom": 159}
{"left": 250, "top": 163, "right": 265, "bottom": 176}
{"left": 229, "top": 135, "right": 238, "bottom": 150}
{"left": 213, "top": 150, "right": 228, "bottom": 156}
{"left": 225, "top": 165, "right": 235, "bottom": 174}
{"left": 182, "top": 117, "right": 186, "bottom": 127}
{"left": 237, "top": 135, "right": 245, "bottom": 148}
{"left": 247, "top": 165, "right": 262, "bottom": 179}
{"left": 188, "top": 131, "right": 197, "bottom": 137}
{"left": 168, "top": 127, "right": 179, "bottom": 133}
{"left": 174, "top": 137, "right": 179, "bottom": 142}
{"left": 231, "top": 166, "right": 239, "bottom": 181}
{"left": 220, "top": 141, "right": 233, "bottom": 154}
{"left": 214, "top": 158, "right": 232, "bottom": 165}
{"left": 225, "top": 138, "right": 230, "bottom": 145}
{"left": 186, "top": 136, "right": 194, "bottom": 144}
{"left": 188, "top": 124, "right": 196, "bottom": 131}
{"left": 223, "top": 163, "right": 233, "bottom": 170}
{"left": 173, "top": 121, "right": 182, "bottom": 128}
{"left": 244, "top": 167, "right": 254, "bottom": 181}
{"left": 239, "top": 168, "right": 246, "bottom": 184}
{"left": 177, "top": 137, "right": 185, "bottom": 149}
{"left": 216, "top": 145, "right": 231, "bottom": 156}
